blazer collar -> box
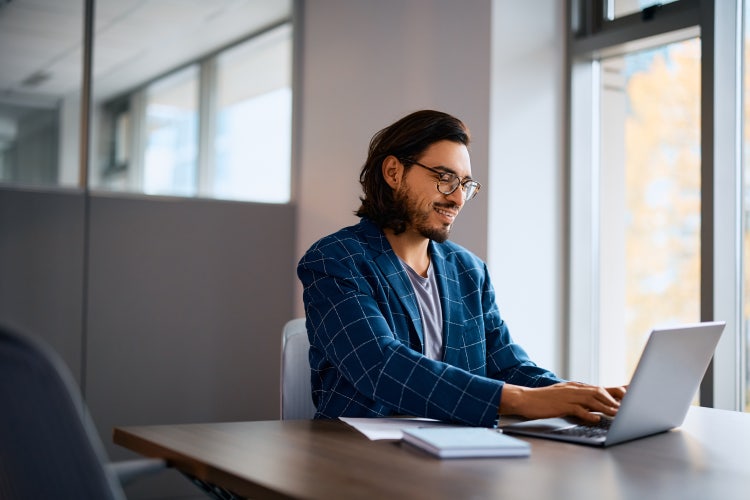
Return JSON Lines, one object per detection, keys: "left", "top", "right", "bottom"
{"left": 358, "top": 218, "right": 460, "bottom": 351}
{"left": 356, "top": 219, "right": 422, "bottom": 346}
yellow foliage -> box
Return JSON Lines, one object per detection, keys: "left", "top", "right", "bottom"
{"left": 620, "top": 39, "right": 701, "bottom": 373}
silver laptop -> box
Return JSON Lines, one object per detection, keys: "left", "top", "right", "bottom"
{"left": 502, "top": 321, "right": 726, "bottom": 447}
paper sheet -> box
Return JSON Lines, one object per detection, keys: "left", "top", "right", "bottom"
{"left": 340, "top": 416, "right": 457, "bottom": 440}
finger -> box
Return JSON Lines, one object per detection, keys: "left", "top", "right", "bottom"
{"left": 584, "top": 390, "right": 619, "bottom": 416}
{"left": 570, "top": 406, "right": 602, "bottom": 424}
{"left": 558, "top": 384, "right": 611, "bottom": 409}
{"left": 598, "top": 404, "right": 618, "bottom": 417}
{"left": 569, "top": 382, "right": 621, "bottom": 407}
{"left": 593, "top": 386, "right": 622, "bottom": 407}
{"left": 605, "top": 385, "right": 627, "bottom": 400}
{"left": 601, "top": 395, "right": 621, "bottom": 411}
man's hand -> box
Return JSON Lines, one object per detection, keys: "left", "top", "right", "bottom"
{"left": 499, "top": 382, "right": 627, "bottom": 424}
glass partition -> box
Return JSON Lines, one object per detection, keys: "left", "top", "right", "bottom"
{"left": 142, "top": 66, "right": 200, "bottom": 197}
{"left": 212, "top": 24, "right": 292, "bottom": 203}
{"left": 0, "top": 0, "right": 84, "bottom": 188}
{"left": 90, "top": 0, "right": 293, "bottom": 203}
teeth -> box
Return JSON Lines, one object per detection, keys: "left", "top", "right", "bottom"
{"left": 435, "top": 207, "right": 456, "bottom": 218}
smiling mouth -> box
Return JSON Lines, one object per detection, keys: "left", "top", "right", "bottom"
{"left": 434, "top": 205, "right": 458, "bottom": 222}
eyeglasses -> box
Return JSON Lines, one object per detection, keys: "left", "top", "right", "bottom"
{"left": 406, "top": 160, "right": 482, "bottom": 201}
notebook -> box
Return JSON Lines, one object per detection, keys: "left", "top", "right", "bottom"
{"left": 502, "top": 321, "right": 725, "bottom": 447}
{"left": 402, "top": 426, "right": 530, "bottom": 458}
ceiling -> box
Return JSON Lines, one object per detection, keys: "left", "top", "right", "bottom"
{"left": 0, "top": 0, "right": 291, "bottom": 114}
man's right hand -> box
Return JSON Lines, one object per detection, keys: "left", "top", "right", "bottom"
{"left": 498, "top": 382, "right": 627, "bottom": 424}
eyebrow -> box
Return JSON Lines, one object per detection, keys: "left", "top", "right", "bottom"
{"left": 433, "top": 164, "right": 474, "bottom": 181}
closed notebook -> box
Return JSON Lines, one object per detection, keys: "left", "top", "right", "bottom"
{"left": 401, "top": 427, "right": 531, "bottom": 458}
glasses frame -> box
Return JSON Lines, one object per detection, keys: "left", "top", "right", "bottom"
{"left": 405, "top": 160, "right": 482, "bottom": 201}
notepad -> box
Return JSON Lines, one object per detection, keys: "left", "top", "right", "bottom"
{"left": 401, "top": 427, "right": 531, "bottom": 459}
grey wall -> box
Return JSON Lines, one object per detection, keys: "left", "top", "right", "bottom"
{"left": 0, "top": 189, "right": 295, "bottom": 498}
{"left": 85, "top": 194, "right": 295, "bottom": 425}
{"left": 296, "top": 0, "right": 492, "bottom": 288}
{"left": 0, "top": 187, "right": 85, "bottom": 378}
{"left": 88, "top": 195, "right": 295, "bottom": 498}
{"left": 488, "top": 0, "right": 566, "bottom": 373}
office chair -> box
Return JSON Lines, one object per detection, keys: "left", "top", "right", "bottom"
{"left": 280, "top": 318, "right": 317, "bottom": 419}
{"left": 0, "top": 323, "right": 166, "bottom": 500}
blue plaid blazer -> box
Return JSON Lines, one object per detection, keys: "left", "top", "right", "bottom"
{"left": 297, "top": 218, "right": 562, "bottom": 426}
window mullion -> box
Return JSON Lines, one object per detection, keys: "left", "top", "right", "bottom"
{"left": 708, "top": 0, "right": 743, "bottom": 411}
{"left": 197, "top": 59, "right": 217, "bottom": 198}
{"left": 129, "top": 90, "right": 146, "bottom": 192}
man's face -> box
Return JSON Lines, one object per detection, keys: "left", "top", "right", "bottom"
{"left": 393, "top": 140, "right": 472, "bottom": 243}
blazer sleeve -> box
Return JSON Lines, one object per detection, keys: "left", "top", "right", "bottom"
{"left": 298, "top": 239, "right": 504, "bottom": 427}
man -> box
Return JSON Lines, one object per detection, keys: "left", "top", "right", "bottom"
{"left": 297, "top": 110, "right": 625, "bottom": 427}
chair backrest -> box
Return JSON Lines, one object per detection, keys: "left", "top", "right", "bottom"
{"left": 0, "top": 323, "right": 126, "bottom": 500}
{"left": 280, "top": 318, "right": 317, "bottom": 420}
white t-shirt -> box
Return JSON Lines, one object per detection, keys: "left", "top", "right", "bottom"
{"left": 400, "top": 259, "right": 444, "bottom": 360}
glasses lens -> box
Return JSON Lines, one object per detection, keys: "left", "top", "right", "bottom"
{"left": 464, "top": 182, "right": 480, "bottom": 201}
{"left": 438, "top": 175, "right": 460, "bottom": 195}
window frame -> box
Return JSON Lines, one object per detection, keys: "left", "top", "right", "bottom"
{"left": 96, "top": 20, "right": 294, "bottom": 204}
{"left": 566, "top": 0, "right": 745, "bottom": 410}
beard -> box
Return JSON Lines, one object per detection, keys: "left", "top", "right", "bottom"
{"left": 392, "top": 184, "right": 455, "bottom": 243}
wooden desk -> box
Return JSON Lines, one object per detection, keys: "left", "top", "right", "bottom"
{"left": 114, "top": 406, "right": 750, "bottom": 499}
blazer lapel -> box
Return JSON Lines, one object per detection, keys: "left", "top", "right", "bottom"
{"left": 373, "top": 251, "right": 424, "bottom": 349}
{"left": 429, "top": 242, "right": 459, "bottom": 352}
{"left": 361, "top": 220, "right": 424, "bottom": 349}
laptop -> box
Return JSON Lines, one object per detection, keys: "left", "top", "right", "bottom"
{"left": 502, "top": 321, "right": 725, "bottom": 447}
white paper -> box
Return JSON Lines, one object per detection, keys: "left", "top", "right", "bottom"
{"left": 339, "top": 416, "right": 457, "bottom": 440}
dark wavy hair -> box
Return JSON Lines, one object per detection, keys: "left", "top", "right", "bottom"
{"left": 355, "top": 110, "right": 470, "bottom": 233}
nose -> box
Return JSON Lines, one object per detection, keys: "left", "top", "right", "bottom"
{"left": 445, "top": 185, "right": 465, "bottom": 208}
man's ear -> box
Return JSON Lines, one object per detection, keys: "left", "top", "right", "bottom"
{"left": 382, "top": 155, "right": 403, "bottom": 189}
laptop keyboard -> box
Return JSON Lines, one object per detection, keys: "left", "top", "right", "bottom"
{"left": 551, "top": 417, "right": 613, "bottom": 439}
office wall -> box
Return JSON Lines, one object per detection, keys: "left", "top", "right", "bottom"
{"left": 85, "top": 195, "right": 295, "bottom": 498}
{"left": 84, "top": 195, "right": 294, "bottom": 424}
{"left": 0, "top": 188, "right": 295, "bottom": 499}
{"left": 488, "top": 1, "right": 566, "bottom": 374}
{"left": 0, "top": 187, "right": 85, "bottom": 379}
{"left": 295, "top": 0, "right": 492, "bottom": 282}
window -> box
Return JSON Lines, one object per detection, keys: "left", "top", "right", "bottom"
{"left": 0, "top": 105, "right": 61, "bottom": 187}
{"left": 212, "top": 25, "right": 292, "bottom": 203}
{"left": 95, "top": 22, "right": 293, "bottom": 203}
{"left": 569, "top": 0, "right": 746, "bottom": 411}
{"left": 606, "top": 0, "right": 680, "bottom": 20}
{"left": 0, "top": 1, "right": 83, "bottom": 189}
{"left": 143, "top": 66, "right": 199, "bottom": 197}
{"left": 598, "top": 39, "right": 701, "bottom": 385}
